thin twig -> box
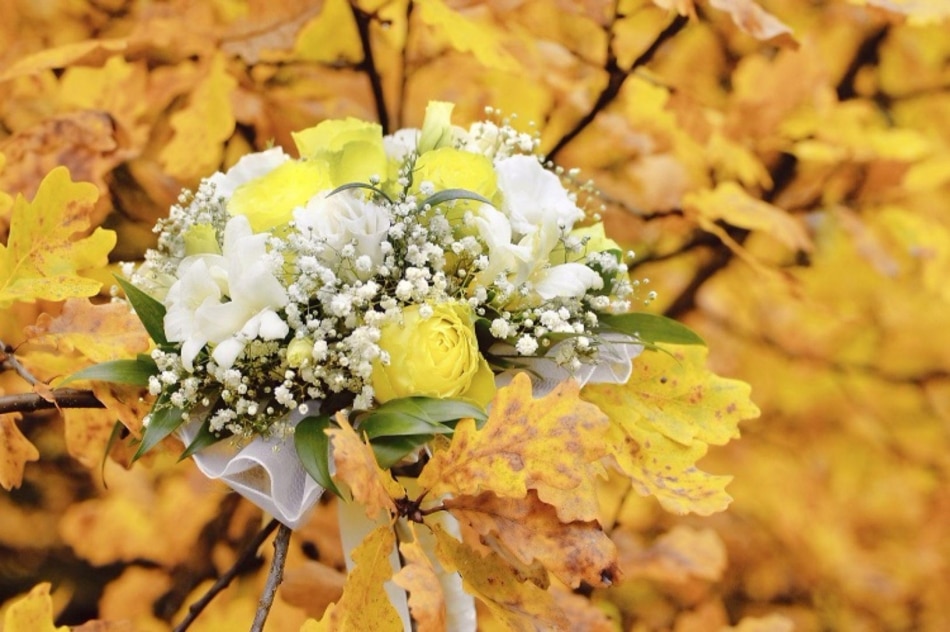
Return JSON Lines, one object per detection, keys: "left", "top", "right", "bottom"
{"left": 0, "top": 388, "right": 105, "bottom": 415}
{"left": 546, "top": 13, "right": 689, "bottom": 162}
{"left": 173, "top": 518, "right": 280, "bottom": 632}
{"left": 0, "top": 339, "right": 39, "bottom": 385}
{"left": 250, "top": 523, "right": 292, "bottom": 632}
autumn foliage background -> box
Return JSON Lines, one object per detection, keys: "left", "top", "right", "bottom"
{"left": 1, "top": 0, "right": 949, "bottom": 630}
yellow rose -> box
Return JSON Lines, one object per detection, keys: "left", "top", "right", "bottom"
{"left": 372, "top": 303, "right": 496, "bottom": 409}
{"left": 412, "top": 147, "right": 497, "bottom": 201}
{"left": 292, "top": 118, "right": 387, "bottom": 187}
{"left": 228, "top": 160, "right": 332, "bottom": 232}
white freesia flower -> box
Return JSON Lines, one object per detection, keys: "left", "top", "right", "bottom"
{"left": 205, "top": 147, "right": 289, "bottom": 199}
{"left": 383, "top": 128, "right": 419, "bottom": 161}
{"left": 294, "top": 191, "right": 391, "bottom": 280}
{"left": 164, "top": 215, "right": 289, "bottom": 371}
{"left": 534, "top": 262, "right": 603, "bottom": 299}
{"left": 495, "top": 154, "right": 584, "bottom": 243}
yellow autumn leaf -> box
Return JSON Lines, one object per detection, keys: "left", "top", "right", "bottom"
{"left": 684, "top": 181, "right": 812, "bottom": 252}
{"left": 294, "top": 0, "right": 362, "bottom": 63}
{"left": 1, "top": 583, "right": 69, "bottom": 632}
{"left": 415, "top": 0, "right": 519, "bottom": 72}
{"left": 431, "top": 525, "right": 569, "bottom": 631}
{"left": 305, "top": 524, "right": 403, "bottom": 632}
{"left": 618, "top": 525, "right": 727, "bottom": 583}
{"left": 328, "top": 413, "right": 404, "bottom": 519}
{"left": 582, "top": 344, "right": 758, "bottom": 515}
{"left": 0, "top": 38, "right": 128, "bottom": 81}
{"left": 443, "top": 490, "right": 620, "bottom": 589}
{"left": 24, "top": 298, "right": 151, "bottom": 364}
{"left": 0, "top": 166, "right": 114, "bottom": 307}
{"left": 417, "top": 373, "right": 610, "bottom": 523}
{"left": 0, "top": 414, "right": 40, "bottom": 490}
{"left": 392, "top": 536, "right": 446, "bottom": 632}
{"left": 158, "top": 53, "right": 236, "bottom": 180}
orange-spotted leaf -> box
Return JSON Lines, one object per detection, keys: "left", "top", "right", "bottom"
{"left": 327, "top": 413, "right": 404, "bottom": 519}
{"left": 431, "top": 525, "right": 569, "bottom": 631}
{"left": 2, "top": 583, "right": 69, "bottom": 632}
{"left": 392, "top": 536, "right": 446, "bottom": 632}
{"left": 443, "top": 490, "right": 620, "bottom": 589}
{"left": 0, "top": 167, "right": 115, "bottom": 307}
{"left": 0, "top": 414, "right": 40, "bottom": 490}
{"left": 417, "top": 373, "right": 610, "bottom": 523}
{"left": 582, "top": 344, "right": 758, "bottom": 515}
{"left": 309, "top": 525, "right": 404, "bottom": 632}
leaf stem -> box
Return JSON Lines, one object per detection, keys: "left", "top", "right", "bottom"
{"left": 250, "top": 523, "right": 292, "bottom": 632}
{"left": 0, "top": 339, "right": 39, "bottom": 385}
{"left": 172, "top": 518, "right": 279, "bottom": 632}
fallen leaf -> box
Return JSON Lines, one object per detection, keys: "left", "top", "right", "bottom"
{"left": 25, "top": 298, "right": 151, "bottom": 364}
{"left": 418, "top": 373, "right": 610, "bottom": 523}
{"left": 707, "top": 0, "right": 797, "bottom": 48}
{"left": 0, "top": 38, "right": 128, "bottom": 81}
{"left": 443, "top": 490, "right": 620, "bottom": 589}
{"left": 1, "top": 583, "right": 69, "bottom": 632}
{"left": 158, "top": 53, "right": 236, "bottom": 181}
{"left": 415, "top": 0, "right": 519, "bottom": 71}
{"left": 0, "top": 414, "right": 40, "bottom": 490}
{"left": 618, "top": 525, "right": 727, "bottom": 583}
{"left": 722, "top": 613, "right": 796, "bottom": 631}
{"left": 281, "top": 560, "right": 346, "bottom": 620}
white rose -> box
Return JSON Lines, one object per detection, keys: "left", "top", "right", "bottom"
{"left": 294, "top": 191, "right": 391, "bottom": 280}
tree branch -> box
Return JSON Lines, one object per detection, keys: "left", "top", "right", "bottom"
{"left": 250, "top": 523, "right": 292, "bottom": 632}
{"left": 546, "top": 13, "right": 689, "bottom": 162}
{"left": 172, "top": 517, "right": 279, "bottom": 632}
{"left": 352, "top": 5, "right": 391, "bottom": 134}
{"left": 0, "top": 388, "right": 105, "bottom": 415}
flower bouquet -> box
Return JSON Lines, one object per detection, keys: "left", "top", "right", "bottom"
{"left": 82, "top": 101, "right": 706, "bottom": 628}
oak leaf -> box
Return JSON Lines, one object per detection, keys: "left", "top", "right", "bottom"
{"left": 582, "top": 345, "right": 758, "bottom": 515}
{"left": 0, "top": 414, "right": 40, "bottom": 490}
{"left": 432, "top": 525, "right": 569, "bottom": 631}
{"left": 443, "top": 490, "right": 620, "bottom": 589}
{"left": 305, "top": 525, "right": 403, "bottom": 632}
{"left": 0, "top": 167, "right": 115, "bottom": 307}
{"left": 417, "top": 373, "right": 610, "bottom": 523}
{"left": 392, "top": 536, "right": 446, "bottom": 632}
{"left": 328, "top": 413, "right": 404, "bottom": 519}
{"left": 1, "top": 583, "right": 68, "bottom": 632}
{"left": 0, "top": 38, "right": 128, "bottom": 81}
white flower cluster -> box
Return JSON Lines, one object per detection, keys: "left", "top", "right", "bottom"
{"left": 129, "top": 103, "right": 638, "bottom": 440}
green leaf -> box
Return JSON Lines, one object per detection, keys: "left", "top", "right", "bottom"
{"left": 294, "top": 414, "right": 342, "bottom": 497}
{"left": 357, "top": 397, "right": 488, "bottom": 439}
{"left": 100, "top": 420, "right": 126, "bottom": 489}
{"left": 421, "top": 188, "right": 492, "bottom": 208}
{"left": 61, "top": 356, "right": 158, "bottom": 387}
{"left": 371, "top": 434, "right": 434, "bottom": 469}
{"left": 132, "top": 397, "right": 185, "bottom": 462}
{"left": 599, "top": 313, "right": 705, "bottom": 346}
{"left": 115, "top": 276, "right": 169, "bottom": 346}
